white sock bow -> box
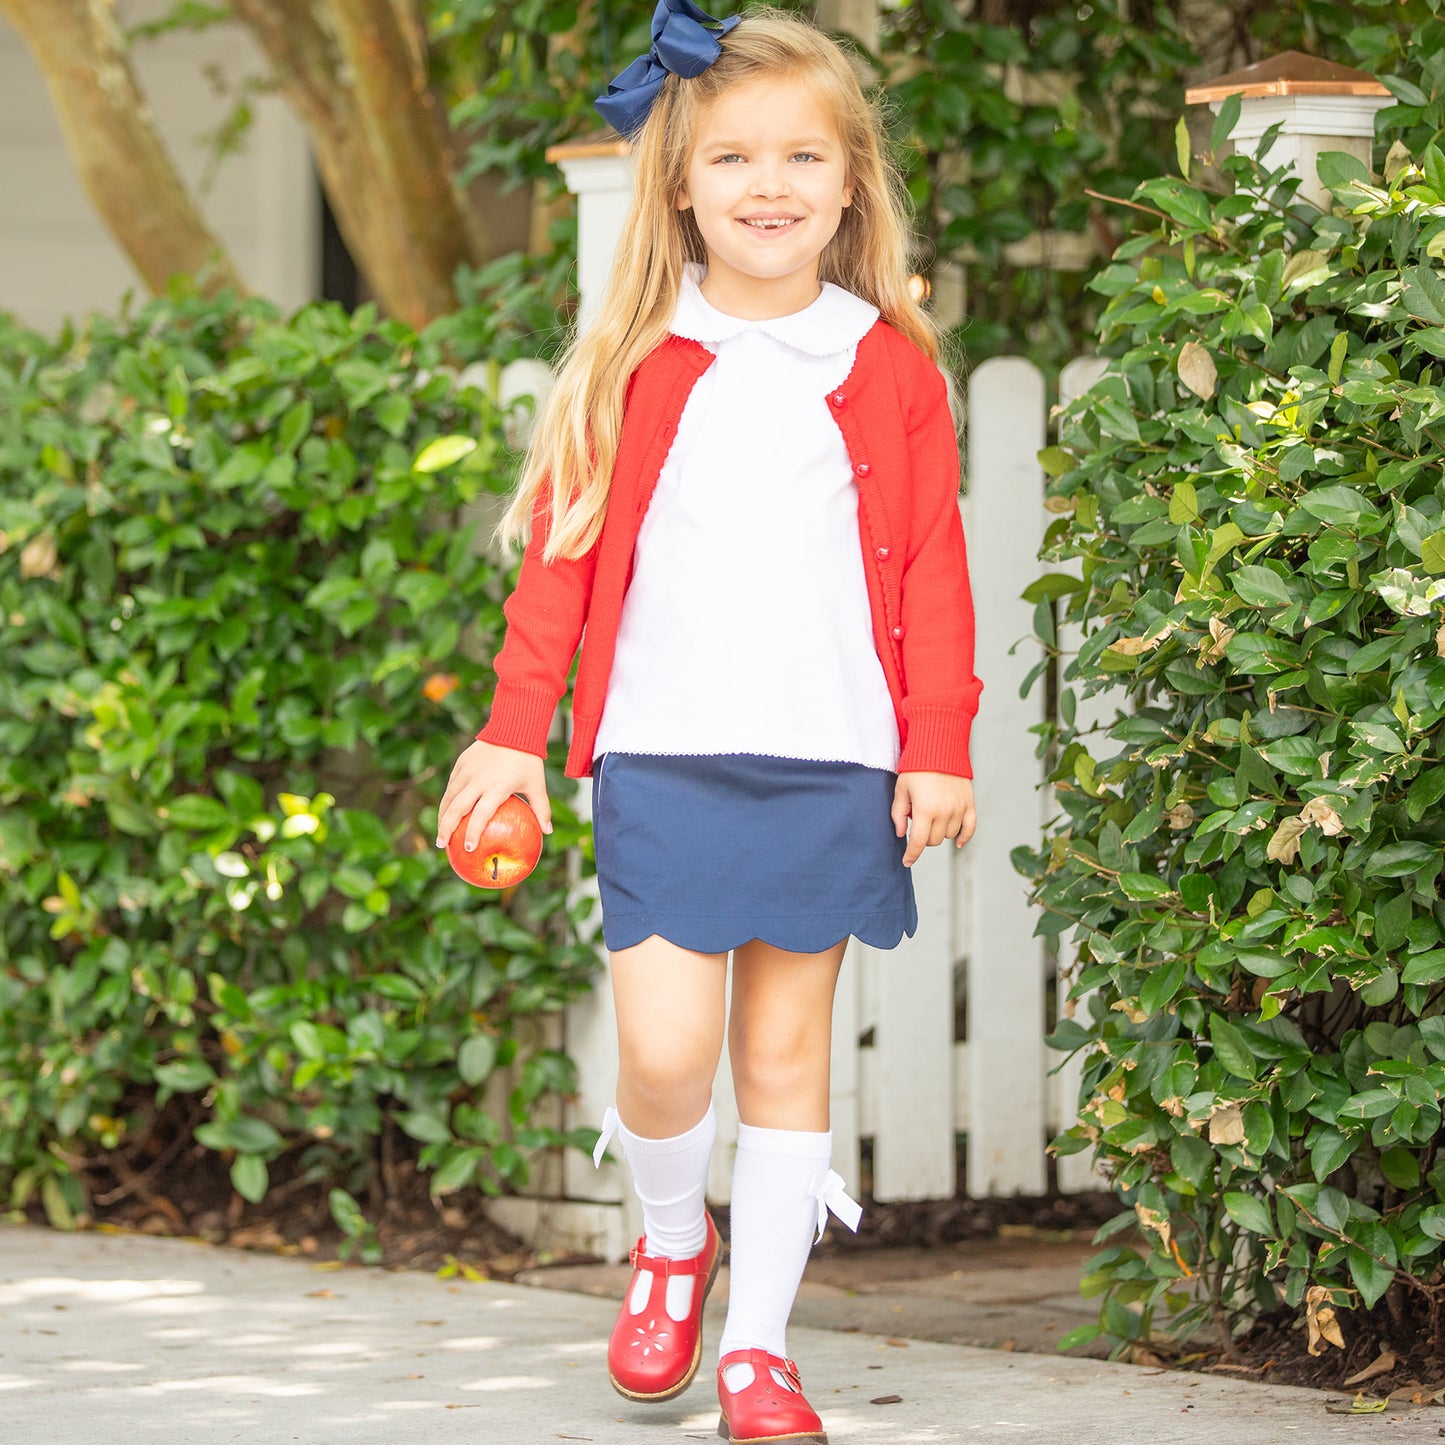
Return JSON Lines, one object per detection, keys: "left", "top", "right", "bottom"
{"left": 808, "top": 1168, "right": 862, "bottom": 1244}
{"left": 593, "top": 1105, "right": 619, "bottom": 1168}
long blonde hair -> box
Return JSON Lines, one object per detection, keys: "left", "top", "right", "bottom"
{"left": 499, "top": 6, "right": 940, "bottom": 562}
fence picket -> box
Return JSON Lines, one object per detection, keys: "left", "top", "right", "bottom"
{"left": 963, "top": 357, "right": 1049, "bottom": 1195}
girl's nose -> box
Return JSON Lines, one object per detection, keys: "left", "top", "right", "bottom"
{"left": 750, "top": 165, "right": 789, "bottom": 198}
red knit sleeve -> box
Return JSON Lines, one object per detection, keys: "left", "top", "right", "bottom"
{"left": 475, "top": 487, "right": 600, "bottom": 758}
{"left": 895, "top": 363, "right": 983, "bottom": 778}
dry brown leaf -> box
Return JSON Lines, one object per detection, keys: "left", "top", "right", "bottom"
{"left": 1167, "top": 803, "right": 1195, "bottom": 830}
{"left": 1343, "top": 1348, "right": 1397, "bottom": 1387}
{"left": 1135, "top": 1203, "right": 1171, "bottom": 1250}
{"left": 1305, "top": 1285, "right": 1346, "bottom": 1356}
{"left": 1437, "top": 621, "right": 1445, "bottom": 658}
{"left": 1177, "top": 340, "right": 1218, "bottom": 400}
{"left": 19, "top": 534, "right": 57, "bottom": 579}
{"left": 1208, "top": 1101, "right": 1245, "bottom": 1145}
{"left": 1299, "top": 797, "right": 1344, "bottom": 835}
{"left": 1267, "top": 816, "right": 1308, "bottom": 864}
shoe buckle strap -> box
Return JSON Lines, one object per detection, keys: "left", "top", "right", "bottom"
{"left": 593, "top": 1105, "right": 619, "bottom": 1168}
{"left": 808, "top": 1168, "right": 863, "bottom": 1244}
{"left": 628, "top": 1236, "right": 709, "bottom": 1275}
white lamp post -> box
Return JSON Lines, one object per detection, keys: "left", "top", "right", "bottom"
{"left": 1186, "top": 51, "right": 1392, "bottom": 210}
{"left": 545, "top": 135, "right": 635, "bottom": 330}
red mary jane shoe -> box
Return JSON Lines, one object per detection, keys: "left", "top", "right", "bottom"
{"left": 607, "top": 1211, "right": 722, "bottom": 1402}
{"left": 716, "top": 1348, "right": 827, "bottom": 1444}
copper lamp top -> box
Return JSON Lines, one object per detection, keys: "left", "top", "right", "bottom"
{"left": 1186, "top": 50, "right": 1391, "bottom": 104}
{"left": 546, "top": 130, "right": 631, "bottom": 163}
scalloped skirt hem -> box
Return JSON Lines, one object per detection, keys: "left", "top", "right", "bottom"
{"left": 600, "top": 911, "right": 919, "bottom": 956}
{"left": 592, "top": 751, "right": 918, "bottom": 958}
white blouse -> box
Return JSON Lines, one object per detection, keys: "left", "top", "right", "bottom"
{"left": 592, "top": 266, "right": 901, "bottom": 772}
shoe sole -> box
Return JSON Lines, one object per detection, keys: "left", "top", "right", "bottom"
{"left": 716, "top": 1422, "right": 828, "bottom": 1445}
{"left": 607, "top": 1230, "right": 723, "bottom": 1404}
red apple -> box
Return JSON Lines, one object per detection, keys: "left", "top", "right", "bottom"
{"left": 447, "top": 793, "right": 543, "bottom": 889}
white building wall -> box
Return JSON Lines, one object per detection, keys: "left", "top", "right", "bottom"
{"left": 0, "top": 1, "right": 317, "bottom": 335}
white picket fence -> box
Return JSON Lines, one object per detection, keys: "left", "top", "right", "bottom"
{"left": 485, "top": 346, "right": 1118, "bottom": 1262}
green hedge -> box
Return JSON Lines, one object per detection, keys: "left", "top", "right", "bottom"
{"left": 1019, "top": 95, "right": 1445, "bottom": 1361}
{"left": 0, "top": 290, "right": 599, "bottom": 1230}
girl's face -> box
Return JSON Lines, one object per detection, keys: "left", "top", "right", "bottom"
{"left": 676, "top": 75, "right": 854, "bottom": 319}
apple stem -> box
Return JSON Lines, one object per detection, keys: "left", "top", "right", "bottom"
{"left": 491, "top": 856, "right": 499, "bottom": 881}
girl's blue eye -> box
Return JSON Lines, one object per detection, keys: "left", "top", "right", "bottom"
{"left": 792, "top": 152, "right": 821, "bottom": 163}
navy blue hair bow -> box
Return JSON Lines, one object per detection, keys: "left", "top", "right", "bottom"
{"left": 595, "top": 0, "right": 741, "bottom": 139}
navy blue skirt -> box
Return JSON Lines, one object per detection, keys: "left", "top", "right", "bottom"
{"left": 591, "top": 752, "right": 918, "bottom": 955}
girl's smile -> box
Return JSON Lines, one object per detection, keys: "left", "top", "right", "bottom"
{"left": 676, "top": 77, "right": 853, "bottom": 319}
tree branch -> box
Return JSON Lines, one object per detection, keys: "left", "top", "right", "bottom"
{"left": 0, "top": 0, "right": 245, "bottom": 297}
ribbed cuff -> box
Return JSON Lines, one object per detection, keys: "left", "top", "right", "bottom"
{"left": 475, "top": 681, "right": 558, "bottom": 757}
{"left": 736, "top": 1123, "right": 832, "bottom": 1161}
{"left": 896, "top": 703, "right": 974, "bottom": 778}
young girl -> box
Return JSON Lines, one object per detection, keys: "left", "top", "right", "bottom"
{"left": 437, "top": 5, "right": 981, "bottom": 1440}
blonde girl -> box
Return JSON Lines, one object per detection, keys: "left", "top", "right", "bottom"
{"left": 437, "top": 5, "right": 981, "bottom": 1440}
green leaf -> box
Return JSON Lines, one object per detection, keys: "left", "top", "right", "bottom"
{"left": 1038, "top": 446, "right": 1074, "bottom": 477}
{"left": 1348, "top": 1246, "right": 1394, "bottom": 1311}
{"left": 1379, "top": 1147, "right": 1420, "bottom": 1190}
{"left": 398, "top": 1110, "right": 453, "bottom": 1145}
{"left": 1315, "top": 150, "right": 1372, "bottom": 192}
{"left": 163, "top": 794, "right": 231, "bottom": 830}
{"left": 458, "top": 1033, "right": 498, "bottom": 1087}
{"left": 195, "top": 1116, "right": 283, "bottom": 1153}
{"left": 1299, "top": 487, "right": 1374, "bottom": 528}
{"left": 1310, "top": 1128, "right": 1355, "bottom": 1182}
{"left": 154, "top": 1059, "right": 218, "bottom": 1093}
{"left": 1422, "top": 531, "right": 1445, "bottom": 575}
{"left": 1366, "top": 843, "right": 1441, "bottom": 879}
{"left": 1223, "top": 1190, "right": 1274, "bottom": 1235}
{"left": 1175, "top": 115, "right": 1191, "bottom": 179}
{"left": 1403, "top": 265, "right": 1445, "bottom": 326}
{"left": 430, "top": 1146, "right": 484, "bottom": 1195}
{"left": 1210, "top": 1015, "right": 1258, "bottom": 1080}
{"left": 231, "top": 1154, "right": 269, "bottom": 1204}
{"left": 1118, "top": 872, "right": 1173, "bottom": 900}
{"left": 1231, "top": 565, "right": 1293, "bottom": 607}
{"left": 1210, "top": 92, "right": 1241, "bottom": 154}
{"left": 413, "top": 435, "right": 478, "bottom": 472}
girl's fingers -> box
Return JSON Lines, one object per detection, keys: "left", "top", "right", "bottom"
{"left": 462, "top": 790, "right": 510, "bottom": 852}
{"left": 438, "top": 780, "right": 489, "bottom": 850}
{"left": 891, "top": 782, "right": 911, "bottom": 838}
{"left": 525, "top": 790, "right": 554, "bottom": 835}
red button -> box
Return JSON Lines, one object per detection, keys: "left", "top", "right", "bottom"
{"left": 829, "top": 391, "right": 847, "bottom": 408}
{"left": 891, "top": 625, "right": 905, "bottom": 641}
{"left": 876, "top": 546, "right": 890, "bottom": 562}
{"left": 854, "top": 461, "right": 871, "bottom": 478}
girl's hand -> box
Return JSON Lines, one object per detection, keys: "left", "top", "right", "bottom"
{"left": 436, "top": 739, "right": 552, "bottom": 853}
{"left": 891, "top": 772, "right": 976, "bottom": 867}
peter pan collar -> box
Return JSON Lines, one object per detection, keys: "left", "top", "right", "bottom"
{"left": 670, "top": 262, "right": 878, "bottom": 357}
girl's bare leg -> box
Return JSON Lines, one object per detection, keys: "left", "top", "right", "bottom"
{"left": 609, "top": 934, "right": 728, "bottom": 1137}
{"left": 728, "top": 938, "right": 847, "bottom": 1129}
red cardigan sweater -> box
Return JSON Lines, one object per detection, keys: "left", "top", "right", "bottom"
{"left": 477, "top": 320, "right": 982, "bottom": 780}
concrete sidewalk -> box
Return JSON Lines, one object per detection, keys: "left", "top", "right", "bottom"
{"left": 1, "top": 1222, "right": 1435, "bottom": 1444}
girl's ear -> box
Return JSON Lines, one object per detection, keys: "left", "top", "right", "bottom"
{"left": 842, "top": 178, "right": 854, "bottom": 208}
{"left": 675, "top": 185, "right": 693, "bottom": 212}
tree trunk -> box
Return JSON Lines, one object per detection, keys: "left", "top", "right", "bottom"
{"left": 231, "top": 0, "right": 487, "bottom": 328}
{"left": 818, "top": 0, "right": 879, "bottom": 50}
{"left": 0, "top": 0, "right": 245, "bottom": 297}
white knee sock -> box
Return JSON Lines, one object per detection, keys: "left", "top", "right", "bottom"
{"left": 595, "top": 1104, "right": 716, "bottom": 1321}
{"left": 718, "top": 1124, "right": 862, "bottom": 1392}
